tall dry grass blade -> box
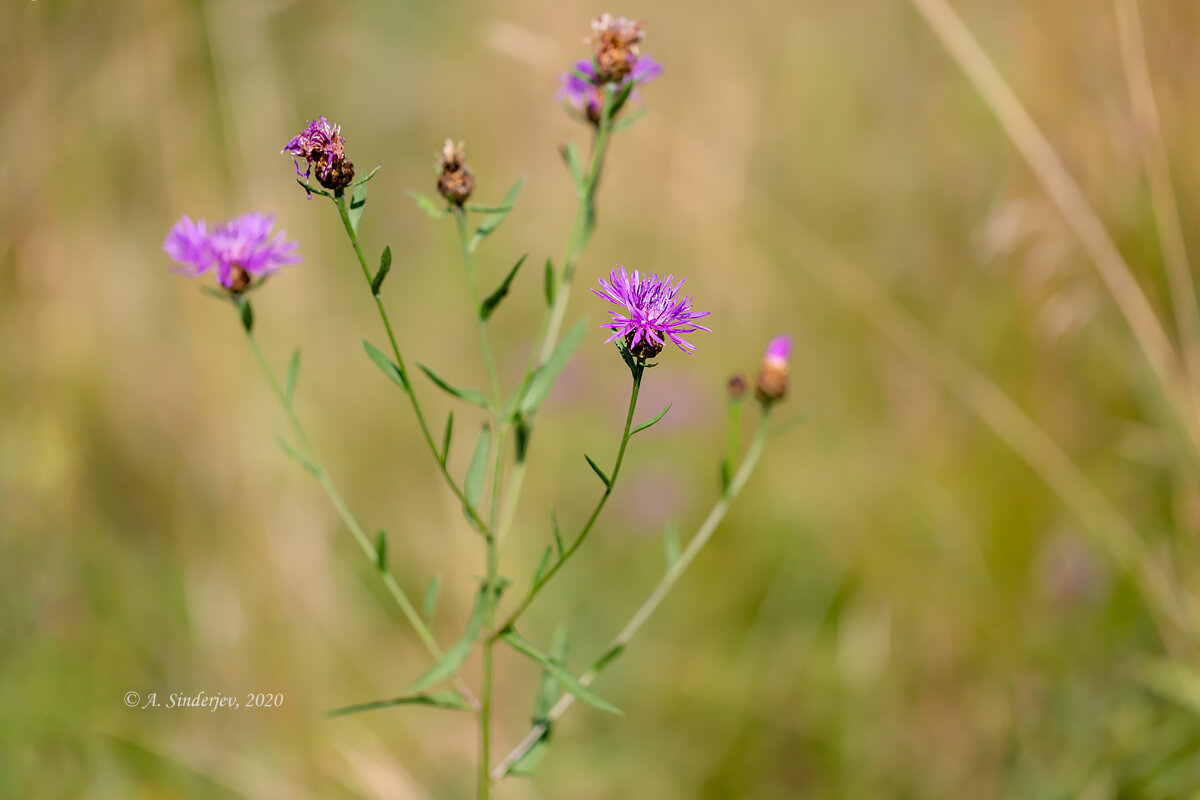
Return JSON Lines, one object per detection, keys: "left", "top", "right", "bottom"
{"left": 1113, "top": 0, "right": 1200, "bottom": 402}
{"left": 908, "top": 0, "right": 1200, "bottom": 453}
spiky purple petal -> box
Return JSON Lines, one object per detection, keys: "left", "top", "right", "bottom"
{"left": 592, "top": 264, "right": 710, "bottom": 356}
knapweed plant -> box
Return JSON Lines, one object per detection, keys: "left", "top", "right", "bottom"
{"left": 164, "top": 15, "right": 793, "bottom": 796}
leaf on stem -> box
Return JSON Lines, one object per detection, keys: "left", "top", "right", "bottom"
{"left": 200, "top": 286, "right": 236, "bottom": 305}
{"left": 532, "top": 546, "right": 554, "bottom": 587}
{"left": 275, "top": 436, "right": 318, "bottom": 477}
{"left": 407, "top": 586, "right": 486, "bottom": 692}
{"left": 518, "top": 318, "right": 587, "bottom": 417}
{"left": 610, "top": 108, "right": 648, "bottom": 134}
{"left": 480, "top": 253, "right": 528, "bottom": 321}
{"left": 613, "top": 335, "right": 639, "bottom": 378}
{"left": 407, "top": 189, "right": 447, "bottom": 219}
{"left": 507, "top": 735, "right": 550, "bottom": 778}
{"left": 534, "top": 625, "right": 570, "bottom": 722}
{"left": 295, "top": 178, "right": 333, "bottom": 198}
{"left": 363, "top": 341, "right": 410, "bottom": 392}
{"left": 417, "top": 364, "right": 492, "bottom": 410}
{"left": 284, "top": 348, "right": 301, "bottom": 405}
{"left": 464, "top": 424, "right": 490, "bottom": 509}
{"left": 663, "top": 524, "right": 680, "bottom": 571}
{"left": 423, "top": 574, "right": 441, "bottom": 624}
{"left": 589, "top": 642, "right": 626, "bottom": 674}
{"left": 469, "top": 175, "right": 527, "bottom": 251}
{"left": 500, "top": 630, "right": 622, "bottom": 716}
{"left": 348, "top": 183, "right": 368, "bottom": 234}
{"left": 346, "top": 164, "right": 382, "bottom": 188}
{"left": 544, "top": 258, "right": 556, "bottom": 306}
{"left": 551, "top": 507, "right": 565, "bottom": 557}
{"left": 441, "top": 411, "right": 454, "bottom": 462}
{"left": 770, "top": 413, "right": 809, "bottom": 437}
{"left": 583, "top": 454, "right": 610, "bottom": 489}
{"left": 630, "top": 404, "right": 671, "bottom": 436}
{"left": 561, "top": 141, "right": 584, "bottom": 190}
{"left": 719, "top": 459, "right": 731, "bottom": 494}
{"left": 374, "top": 528, "right": 387, "bottom": 572}
{"left": 239, "top": 298, "right": 254, "bottom": 333}
{"left": 372, "top": 246, "right": 392, "bottom": 295}
{"left": 324, "top": 690, "right": 471, "bottom": 718}
{"left": 464, "top": 203, "right": 514, "bottom": 213}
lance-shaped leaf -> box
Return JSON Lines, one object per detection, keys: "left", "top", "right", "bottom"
{"left": 464, "top": 203, "right": 513, "bottom": 213}
{"left": 500, "top": 630, "right": 622, "bottom": 716}
{"left": 613, "top": 335, "right": 639, "bottom": 378}
{"left": 408, "top": 586, "right": 486, "bottom": 692}
{"left": 469, "top": 175, "right": 527, "bottom": 251}
{"left": 363, "top": 340, "right": 410, "bottom": 392}
{"left": 583, "top": 454, "right": 610, "bottom": 489}
{"left": 348, "top": 183, "right": 368, "bottom": 233}
{"left": 346, "top": 164, "right": 381, "bottom": 188}
{"left": 561, "top": 142, "right": 584, "bottom": 190}
{"left": 480, "top": 254, "right": 527, "bottom": 321}
{"left": 407, "top": 189, "right": 447, "bottom": 219}
{"left": 324, "top": 690, "right": 471, "bottom": 718}
{"left": 374, "top": 528, "right": 387, "bottom": 572}
{"left": 372, "top": 246, "right": 392, "bottom": 295}
{"left": 423, "top": 574, "right": 442, "bottom": 624}
{"left": 630, "top": 405, "right": 671, "bottom": 436}
{"left": 534, "top": 626, "right": 570, "bottom": 722}
{"left": 589, "top": 642, "right": 626, "bottom": 674}
{"left": 518, "top": 318, "right": 586, "bottom": 417}
{"left": 239, "top": 298, "right": 254, "bottom": 333}
{"left": 284, "top": 348, "right": 301, "bottom": 405}
{"left": 719, "top": 459, "right": 732, "bottom": 494}
{"left": 551, "top": 507, "right": 565, "bottom": 557}
{"left": 276, "top": 436, "right": 318, "bottom": 477}
{"left": 417, "top": 364, "right": 492, "bottom": 410}
{"left": 544, "top": 258, "right": 556, "bottom": 306}
{"left": 507, "top": 735, "right": 550, "bottom": 778}
{"left": 531, "top": 546, "right": 554, "bottom": 587}
{"left": 610, "top": 108, "right": 648, "bottom": 134}
{"left": 441, "top": 411, "right": 454, "bottom": 462}
{"left": 464, "top": 424, "right": 490, "bottom": 509}
{"left": 295, "top": 178, "right": 333, "bottom": 198}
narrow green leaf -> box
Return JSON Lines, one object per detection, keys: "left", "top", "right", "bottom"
{"left": 408, "top": 587, "right": 486, "bottom": 692}
{"left": 284, "top": 348, "right": 301, "bottom": 405}
{"left": 561, "top": 141, "right": 584, "bottom": 189}
{"left": 347, "top": 183, "right": 368, "bottom": 233}
{"left": 469, "top": 175, "right": 527, "bottom": 251}
{"left": 417, "top": 364, "right": 492, "bottom": 410}
{"left": 275, "top": 436, "right": 318, "bottom": 477}
{"left": 464, "top": 203, "right": 513, "bottom": 213}
{"left": 324, "top": 690, "right": 471, "bottom": 718}
{"left": 631, "top": 404, "right": 671, "bottom": 436}
{"left": 464, "top": 424, "right": 490, "bottom": 509}
{"left": 346, "top": 164, "right": 382, "bottom": 188}
{"left": 543, "top": 258, "right": 556, "bottom": 306}
{"left": 614, "top": 335, "right": 638, "bottom": 378}
{"left": 534, "top": 626, "right": 570, "bottom": 721}
{"left": 295, "top": 178, "right": 333, "bottom": 198}
{"left": 519, "top": 317, "right": 587, "bottom": 417}
{"left": 500, "top": 630, "right": 622, "bottom": 716}
{"left": 663, "top": 524, "right": 680, "bottom": 571}
{"left": 719, "top": 459, "right": 731, "bottom": 493}
{"left": 514, "top": 417, "right": 531, "bottom": 463}
{"left": 770, "top": 413, "right": 809, "bottom": 437}
{"left": 363, "top": 340, "right": 410, "bottom": 392}
{"left": 551, "top": 508, "right": 564, "bottom": 557}
{"left": 374, "top": 529, "right": 387, "bottom": 572}
{"left": 532, "top": 546, "right": 554, "bottom": 587}
{"left": 239, "top": 298, "right": 254, "bottom": 333}
{"left": 200, "top": 286, "right": 235, "bottom": 305}
{"left": 589, "top": 643, "right": 626, "bottom": 674}
{"left": 507, "top": 735, "right": 550, "bottom": 777}
{"left": 372, "top": 246, "right": 392, "bottom": 295}
{"left": 610, "top": 108, "right": 648, "bottom": 133}
{"left": 441, "top": 411, "right": 454, "bottom": 462}
{"left": 480, "top": 254, "right": 528, "bottom": 321}
{"left": 423, "top": 574, "right": 442, "bottom": 624}
{"left": 609, "top": 80, "right": 637, "bottom": 117}
{"left": 407, "top": 189, "right": 447, "bottom": 219}
{"left": 583, "top": 454, "right": 610, "bottom": 488}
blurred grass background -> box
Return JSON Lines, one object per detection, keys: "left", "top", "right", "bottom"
{"left": 6, "top": 0, "right": 1200, "bottom": 797}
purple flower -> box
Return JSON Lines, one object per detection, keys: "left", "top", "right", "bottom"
{"left": 163, "top": 213, "right": 300, "bottom": 292}
{"left": 593, "top": 264, "right": 710, "bottom": 358}
{"left": 282, "top": 116, "right": 347, "bottom": 181}
{"left": 557, "top": 56, "right": 662, "bottom": 123}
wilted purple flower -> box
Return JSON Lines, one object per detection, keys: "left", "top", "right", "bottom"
{"left": 557, "top": 57, "right": 663, "bottom": 123}
{"left": 593, "top": 264, "right": 710, "bottom": 358}
{"left": 163, "top": 213, "right": 300, "bottom": 292}
{"left": 282, "top": 116, "right": 350, "bottom": 187}
{"left": 756, "top": 335, "right": 792, "bottom": 403}
{"left": 588, "top": 14, "right": 644, "bottom": 82}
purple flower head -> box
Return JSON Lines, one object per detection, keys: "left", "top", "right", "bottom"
{"left": 163, "top": 213, "right": 300, "bottom": 292}
{"left": 593, "top": 264, "right": 711, "bottom": 358}
{"left": 764, "top": 335, "right": 792, "bottom": 364}
{"left": 282, "top": 116, "right": 347, "bottom": 182}
{"left": 557, "top": 56, "right": 662, "bottom": 124}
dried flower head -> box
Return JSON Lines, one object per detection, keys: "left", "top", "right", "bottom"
{"left": 282, "top": 116, "right": 349, "bottom": 187}
{"left": 164, "top": 213, "right": 300, "bottom": 292}
{"left": 593, "top": 264, "right": 711, "bottom": 359}
{"left": 727, "top": 374, "right": 747, "bottom": 400}
{"left": 589, "top": 14, "right": 644, "bottom": 83}
{"left": 755, "top": 336, "right": 792, "bottom": 404}
{"left": 557, "top": 56, "right": 662, "bottom": 124}
{"left": 436, "top": 138, "right": 475, "bottom": 205}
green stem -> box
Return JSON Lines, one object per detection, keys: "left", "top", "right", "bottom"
{"left": 454, "top": 207, "right": 502, "bottom": 402}
{"left": 493, "top": 361, "right": 643, "bottom": 635}
{"left": 490, "top": 412, "right": 772, "bottom": 778}
{"left": 332, "top": 193, "right": 492, "bottom": 536}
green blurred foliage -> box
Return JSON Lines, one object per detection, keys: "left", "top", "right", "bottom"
{"left": 5, "top": 0, "right": 1200, "bottom": 797}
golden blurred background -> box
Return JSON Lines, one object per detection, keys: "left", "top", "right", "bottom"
{"left": 6, "top": 0, "right": 1200, "bottom": 797}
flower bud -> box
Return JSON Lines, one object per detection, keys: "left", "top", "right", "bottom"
{"left": 755, "top": 336, "right": 792, "bottom": 404}
{"left": 316, "top": 154, "right": 355, "bottom": 191}
{"left": 727, "top": 374, "right": 747, "bottom": 400}
{"left": 436, "top": 139, "right": 474, "bottom": 205}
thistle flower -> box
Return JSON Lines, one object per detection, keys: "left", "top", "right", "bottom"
{"left": 163, "top": 213, "right": 300, "bottom": 293}
{"left": 588, "top": 14, "right": 644, "bottom": 83}
{"left": 436, "top": 139, "right": 474, "bottom": 205}
{"left": 755, "top": 335, "right": 792, "bottom": 404}
{"left": 593, "top": 264, "right": 711, "bottom": 359}
{"left": 557, "top": 56, "right": 662, "bottom": 124}
{"left": 282, "top": 116, "right": 354, "bottom": 190}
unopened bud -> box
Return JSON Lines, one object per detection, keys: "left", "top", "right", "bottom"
{"left": 755, "top": 336, "right": 792, "bottom": 404}
{"left": 436, "top": 139, "right": 474, "bottom": 205}
{"left": 727, "top": 374, "right": 747, "bottom": 400}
